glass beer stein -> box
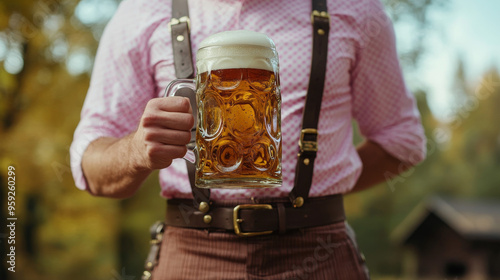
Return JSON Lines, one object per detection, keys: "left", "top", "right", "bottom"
{"left": 164, "top": 30, "right": 282, "bottom": 189}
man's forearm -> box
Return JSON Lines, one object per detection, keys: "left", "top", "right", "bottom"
{"left": 79, "top": 97, "right": 194, "bottom": 199}
{"left": 351, "top": 140, "right": 409, "bottom": 193}
{"left": 82, "top": 135, "right": 152, "bottom": 198}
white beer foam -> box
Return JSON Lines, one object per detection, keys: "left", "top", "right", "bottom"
{"left": 199, "top": 30, "right": 276, "bottom": 49}
{"left": 197, "top": 30, "right": 278, "bottom": 72}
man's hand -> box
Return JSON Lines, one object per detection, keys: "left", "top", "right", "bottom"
{"left": 130, "top": 97, "right": 194, "bottom": 170}
{"left": 82, "top": 97, "right": 194, "bottom": 198}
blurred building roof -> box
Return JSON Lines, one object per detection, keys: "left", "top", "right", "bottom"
{"left": 392, "top": 196, "right": 500, "bottom": 245}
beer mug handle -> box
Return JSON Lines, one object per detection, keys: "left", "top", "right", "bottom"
{"left": 164, "top": 79, "right": 197, "bottom": 163}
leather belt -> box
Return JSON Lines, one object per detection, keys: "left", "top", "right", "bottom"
{"left": 165, "top": 194, "right": 345, "bottom": 237}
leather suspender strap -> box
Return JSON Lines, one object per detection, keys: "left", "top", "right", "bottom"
{"left": 312, "top": 0, "right": 328, "bottom": 12}
{"left": 170, "top": 0, "right": 195, "bottom": 79}
{"left": 289, "top": 0, "right": 330, "bottom": 205}
{"left": 170, "top": 0, "right": 211, "bottom": 208}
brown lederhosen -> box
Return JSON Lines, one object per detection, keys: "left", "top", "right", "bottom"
{"left": 153, "top": 211, "right": 369, "bottom": 279}
{"left": 142, "top": 0, "right": 370, "bottom": 279}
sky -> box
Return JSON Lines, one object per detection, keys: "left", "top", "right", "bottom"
{"left": 402, "top": 0, "right": 500, "bottom": 120}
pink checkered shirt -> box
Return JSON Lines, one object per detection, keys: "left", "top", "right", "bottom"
{"left": 70, "top": 0, "right": 426, "bottom": 200}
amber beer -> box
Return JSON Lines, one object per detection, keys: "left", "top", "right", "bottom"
{"left": 194, "top": 30, "right": 282, "bottom": 188}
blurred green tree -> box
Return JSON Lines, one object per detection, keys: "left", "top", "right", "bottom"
{"left": 1, "top": 1, "right": 123, "bottom": 279}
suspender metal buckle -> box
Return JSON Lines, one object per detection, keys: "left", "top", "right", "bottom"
{"left": 299, "top": 128, "right": 318, "bottom": 153}
{"left": 141, "top": 221, "right": 165, "bottom": 279}
{"left": 168, "top": 16, "right": 191, "bottom": 31}
{"left": 233, "top": 204, "right": 273, "bottom": 237}
{"left": 311, "top": 10, "right": 330, "bottom": 24}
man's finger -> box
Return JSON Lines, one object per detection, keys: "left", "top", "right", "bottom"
{"left": 150, "top": 96, "right": 192, "bottom": 113}
{"left": 144, "top": 127, "right": 191, "bottom": 145}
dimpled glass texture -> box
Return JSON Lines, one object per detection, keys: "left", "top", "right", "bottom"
{"left": 194, "top": 37, "right": 282, "bottom": 189}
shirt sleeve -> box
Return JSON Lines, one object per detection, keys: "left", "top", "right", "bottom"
{"left": 351, "top": 3, "right": 426, "bottom": 165}
{"left": 70, "top": 1, "right": 157, "bottom": 191}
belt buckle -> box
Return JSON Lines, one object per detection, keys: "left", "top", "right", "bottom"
{"left": 233, "top": 204, "right": 273, "bottom": 237}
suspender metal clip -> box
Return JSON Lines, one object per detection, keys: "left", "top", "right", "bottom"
{"left": 299, "top": 128, "right": 318, "bottom": 153}
{"left": 141, "top": 221, "right": 165, "bottom": 279}
{"left": 311, "top": 10, "right": 330, "bottom": 24}
{"left": 168, "top": 16, "right": 191, "bottom": 31}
